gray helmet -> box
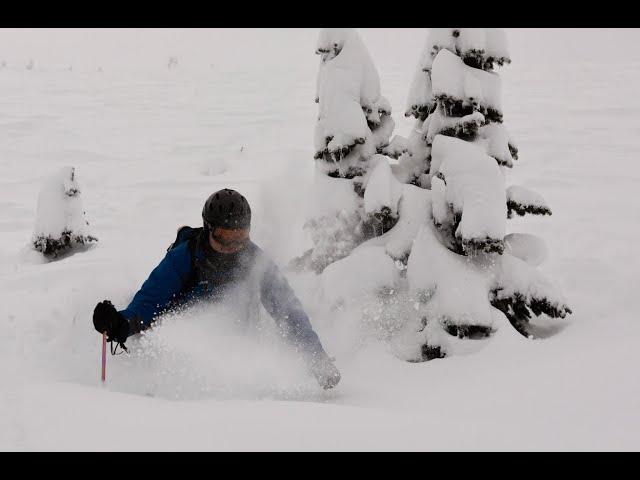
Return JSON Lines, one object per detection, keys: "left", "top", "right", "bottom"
{"left": 202, "top": 188, "right": 251, "bottom": 230}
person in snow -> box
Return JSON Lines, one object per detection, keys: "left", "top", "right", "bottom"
{"left": 92, "top": 188, "right": 341, "bottom": 389}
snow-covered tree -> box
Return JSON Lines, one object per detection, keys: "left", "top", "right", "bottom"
{"left": 32, "top": 167, "right": 98, "bottom": 258}
{"left": 26, "top": 59, "right": 34, "bottom": 70}
{"left": 400, "top": 29, "right": 571, "bottom": 358}
{"left": 168, "top": 56, "right": 178, "bottom": 69}
{"left": 294, "top": 28, "right": 399, "bottom": 273}
{"left": 295, "top": 29, "right": 570, "bottom": 362}
{"left": 313, "top": 28, "right": 392, "bottom": 179}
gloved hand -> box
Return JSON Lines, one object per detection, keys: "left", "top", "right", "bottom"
{"left": 309, "top": 353, "right": 341, "bottom": 390}
{"left": 93, "top": 300, "right": 129, "bottom": 345}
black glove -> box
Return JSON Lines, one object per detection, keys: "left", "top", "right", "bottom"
{"left": 93, "top": 300, "right": 129, "bottom": 345}
{"left": 309, "top": 354, "right": 341, "bottom": 390}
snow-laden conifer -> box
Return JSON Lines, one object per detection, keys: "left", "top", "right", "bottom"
{"left": 32, "top": 167, "right": 98, "bottom": 257}
{"left": 400, "top": 29, "right": 571, "bottom": 356}
{"left": 296, "top": 29, "right": 399, "bottom": 274}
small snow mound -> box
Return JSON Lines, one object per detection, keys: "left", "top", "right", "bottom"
{"left": 504, "top": 233, "right": 548, "bottom": 267}
{"left": 200, "top": 156, "right": 228, "bottom": 176}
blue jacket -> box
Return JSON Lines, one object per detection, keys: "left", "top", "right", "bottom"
{"left": 119, "top": 239, "right": 326, "bottom": 358}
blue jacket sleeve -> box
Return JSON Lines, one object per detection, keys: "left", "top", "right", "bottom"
{"left": 260, "top": 259, "right": 327, "bottom": 360}
{"left": 119, "top": 243, "right": 192, "bottom": 336}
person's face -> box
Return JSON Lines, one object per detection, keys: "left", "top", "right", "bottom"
{"left": 209, "top": 227, "right": 250, "bottom": 254}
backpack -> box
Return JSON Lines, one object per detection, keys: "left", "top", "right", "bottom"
{"left": 167, "top": 225, "right": 202, "bottom": 253}
{"left": 167, "top": 225, "right": 203, "bottom": 295}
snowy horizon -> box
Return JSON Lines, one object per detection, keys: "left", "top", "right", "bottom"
{"left": 1, "top": 28, "right": 638, "bottom": 68}
{"left": 1, "top": 28, "right": 639, "bottom": 451}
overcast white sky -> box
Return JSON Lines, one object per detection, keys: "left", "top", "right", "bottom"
{"left": 0, "top": 28, "right": 640, "bottom": 83}
{"left": 0, "top": 28, "right": 638, "bottom": 72}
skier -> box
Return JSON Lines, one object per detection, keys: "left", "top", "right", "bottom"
{"left": 92, "top": 188, "right": 341, "bottom": 389}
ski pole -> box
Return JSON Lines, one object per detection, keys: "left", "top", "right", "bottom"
{"left": 101, "top": 331, "right": 107, "bottom": 383}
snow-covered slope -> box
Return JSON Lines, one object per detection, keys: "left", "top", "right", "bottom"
{"left": 1, "top": 28, "right": 640, "bottom": 451}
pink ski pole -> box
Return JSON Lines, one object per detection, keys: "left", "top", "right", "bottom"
{"left": 101, "top": 331, "right": 107, "bottom": 383}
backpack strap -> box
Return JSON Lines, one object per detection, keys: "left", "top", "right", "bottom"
{"left": 166, "top": 226, "right": 204, "bottom": 297}
{"left": 182, "top": 227, "right": 204, "bottom": 296}
{"left": 167, "top": 225, "right": 197, "bottom": 252}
